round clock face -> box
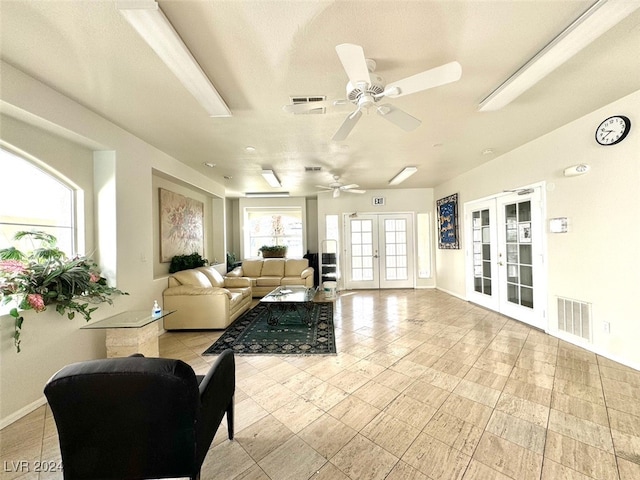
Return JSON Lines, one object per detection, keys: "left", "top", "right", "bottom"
{"left": 595, "top": 115, "right": 631, "bottom": 146}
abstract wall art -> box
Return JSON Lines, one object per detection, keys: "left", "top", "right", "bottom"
{"left": 159, "top": 188, "right": 204, "bottom": 262}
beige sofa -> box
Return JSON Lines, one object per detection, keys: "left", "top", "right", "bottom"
{"left": 162, "top": 266, "right": 252, "bottom": 330}
{"left": 225, "top": 258, "right": 314, "bottom": 297}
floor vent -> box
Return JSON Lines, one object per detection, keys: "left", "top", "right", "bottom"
{"left": 557, "top": 296, "right": 592, "bottom": 342}
{"left": 289, "top": 96, "right": 326, "bottom": 114}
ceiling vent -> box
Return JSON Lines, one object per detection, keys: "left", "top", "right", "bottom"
{"left": 289, "top": 96, "right": 326, "bottom": 114}
{"left": 305, "top": 166, "right": 322, "bottom": 172}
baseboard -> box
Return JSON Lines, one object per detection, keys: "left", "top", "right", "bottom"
{"left": 435, "top": 287, "right": 467, "bottom": 301}
{"left": 553, "top": 330, "right": 640, "bottom": 372}
{"left": 0, "top": 396, "right": 47, "bottom": 430}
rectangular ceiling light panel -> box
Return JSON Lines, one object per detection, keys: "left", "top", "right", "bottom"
{"left": 479, "top": 0, "right": 640, "bottom": 111}
{"left": 246, "top": 192, "right": 290, "bottom": 198}
{"left": 388, "top": 167, "right": 418, "bottom": 186}
{"left": 117, "top": 0, "right": 231, "bottom": 117}
{"left": 261, "top": 170, "right": 282, "bottom": 188}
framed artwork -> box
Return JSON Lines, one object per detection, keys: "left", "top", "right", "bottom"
{"left": 437, "top": 193, "right": 460, "bottom": 249}
{"left": 159, "top": 188, "right": 204, "bottom": 262}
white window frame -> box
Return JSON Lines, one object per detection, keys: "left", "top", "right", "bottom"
{"left": 243, "top": 206, "right": 304, "bottom": 258}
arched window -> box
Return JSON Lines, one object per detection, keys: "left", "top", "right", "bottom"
{"left": 0, "top": 148, "right": 76, "bottom": 256}
{"left": 244, "top": 207, "right": 303, "bottom": 258}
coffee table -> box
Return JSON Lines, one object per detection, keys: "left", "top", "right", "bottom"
{"left": 260, "top": 286, "right": 318, "bottom": 326}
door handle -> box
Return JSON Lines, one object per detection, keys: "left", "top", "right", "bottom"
{"left": 498, "top": 261, "right": 504, "bottom": 266}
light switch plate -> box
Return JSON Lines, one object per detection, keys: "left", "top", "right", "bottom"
{"left": 549, "top": 217, "right": 568, "bottom": 233}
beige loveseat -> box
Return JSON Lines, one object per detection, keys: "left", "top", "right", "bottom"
{"left": 225, "top": 258, "right": 314, "bottom": 297}
{"left": 162, "top": 266, "right": 252, "bottom": 330}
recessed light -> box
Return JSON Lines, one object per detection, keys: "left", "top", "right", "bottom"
{"left": 482, "top": 148, "right": 495, "bottom": 155}
{"left": 432, "top": 143, "right": 443, "bottom": 148}
{"left": 223, "top": 175, "right": 232, "bottom": 180}
{"left": 245, "top": 146, "right": 256, "bottom": 152}
{"left": 203, "top": 162, "right": 216, "bottom": 168}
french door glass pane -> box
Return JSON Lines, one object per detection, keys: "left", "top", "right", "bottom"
{"left": 384, "top": 218, "right": 408, "bottom": 281}
{"left": 504, "top": 201, "right": 533, "bottom": 309}
{"left": 472, "top": 209, "right": 492, "bottom": 295}
{"left": 351, "top": 219, "right": 374, "bottom": 282}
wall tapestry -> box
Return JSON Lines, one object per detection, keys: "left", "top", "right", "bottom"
{"left": 159, "top": 188, "right": 204, "bottom": 262}
{"left": 437, "top": 193, "right": 460, "bottom": 249}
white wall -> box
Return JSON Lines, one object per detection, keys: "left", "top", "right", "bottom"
{"left": 435, "top": 89, "right": 640, "bottom": 369}
{"left": 0, "top": 62, "right": 227, "bottom": 426}
{"left": 317, "top": 188, "right": 436, "bottom": 289}
{"left": 0, "top": 115, "right": 108, "bottom": 425}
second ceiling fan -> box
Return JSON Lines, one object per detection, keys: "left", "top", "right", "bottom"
{"left": 285, "top": 44, "right": 462, "bottom": 141}
{"left": 316, "top": 176, "right": 366, "bottom": 198}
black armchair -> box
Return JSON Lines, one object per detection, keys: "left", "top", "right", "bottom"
{"left": 44, "top": 349, "right": 235, "bottom": 480}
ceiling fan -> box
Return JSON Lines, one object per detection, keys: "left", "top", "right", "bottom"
{"left": 316, "top": 176, "right": 366, "bottom": 198}
{"left": 284, "top": 44, "right": 462, "bottom": 141}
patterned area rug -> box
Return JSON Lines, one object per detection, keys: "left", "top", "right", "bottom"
{"left": 203, "top": 302, "right": 336, "bottom": 355}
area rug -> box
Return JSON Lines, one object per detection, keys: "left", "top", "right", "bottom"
{"left": 203, "top": 302, "right": 335, "bottom": 355}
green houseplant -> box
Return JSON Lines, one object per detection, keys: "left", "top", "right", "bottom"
{"left": 259, "top": 245, "right": 287, "bottom": 258}
{"left": 0, "top": 231, "right": 127, "bottom": 352}
{"left": 169, "top": 252, "right": 208, "bottom": 273}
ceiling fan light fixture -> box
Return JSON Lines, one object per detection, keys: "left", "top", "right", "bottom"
{"left": 388, "top": 167, "right": 418, "bottom": 186}
{"left": 117, "top": 0, "right": 231, "bottom": 117}
{"left": 246, "top": 192, "right": 290, "bottom": 198}
{"left": 478, "top": 0, "right": 640, "bottom": 112}
{"left": 261, "top": 169, "right": 282, "bottom": 188}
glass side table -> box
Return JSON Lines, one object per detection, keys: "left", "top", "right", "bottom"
{"left": 81, "top": 310, "right": 175, "bottom": 358}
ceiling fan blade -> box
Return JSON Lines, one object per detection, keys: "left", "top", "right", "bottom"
{"left": 383, "top": 61, "right": 462, "bottom": 98}
{"left": 283, "top": 101, "right": 329, "bottom": 114}
{"left": 341, "top": 184, "right": 360, "bottom": 190}
{"left": 377, "top": 104, "right": 422, "bottom": 132}
{"left": 333, "top": 188, "right": 340, "bottom": 198}
{"left": 315, "top": 185, "right": 333, "bottom": 190}
{"left": 345, "top": 189, "right": 366, "bottom": 194}
{"left": 335, "top": 43, "right": 372, "bottom": 86}
{"left": 332, "top": 110, "right": 363, "bottom": 141}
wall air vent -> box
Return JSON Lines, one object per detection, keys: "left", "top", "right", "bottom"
{"left": 289, "top": 96, "right": 326, "bottom": 114}
{"left": 304, "top": 166, "right": 322, "bottom": 172}
{"left": 557, "top": 296, "right": 592, "bottom": 342}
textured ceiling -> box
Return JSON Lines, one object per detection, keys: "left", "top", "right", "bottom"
{"left": 1, "top": 1, "right": 639, "bottom": 197}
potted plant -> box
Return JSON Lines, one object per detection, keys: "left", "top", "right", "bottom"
{"left": 0, "top": 231, "right": 127, "bottom": 352}
{"left": 259, "top": 245, "right": 287, "bottom": 258}
{"left": 169, "top": 252, "right": 208, "bottom": 273}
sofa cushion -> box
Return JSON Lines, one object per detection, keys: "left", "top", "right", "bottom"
{"left": 256, "top": 276, "right": 282, "bottom": 287}
{"left": 281, "top": 277, "right": 307, "bottom": 286}
{"left": 228, "top": 292, "right": 245, "bottom": 309}
{"left": 197, "top": 266, "right": 225, "bottom": 287}
{"left": 242, "top": 260, "right": 264, "bottom": 277}
{"left": 227, "top": 286, "right": 252, "bottom": 299}
{"left": 285, "top": 259, "right": 308, "bottom": 276}
{"left": 261, "top": 259, "right": 285, "bottom": 276}
{"left": 172, "top": 270, "right": 211, "bottom": 288}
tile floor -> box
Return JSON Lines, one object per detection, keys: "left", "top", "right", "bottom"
{"left": 2, "top": 289, "right": 640, "bottom": 480}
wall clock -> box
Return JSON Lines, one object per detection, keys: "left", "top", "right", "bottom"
{"left": 595, "top": 115, "right": 631, "bottom": 146}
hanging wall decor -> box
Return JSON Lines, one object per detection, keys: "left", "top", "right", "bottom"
{"left": 437, "top": 193, "right": 460, "bottom": 249}
{"left": 159, "top": 188, "right": 204, "bottom": 262}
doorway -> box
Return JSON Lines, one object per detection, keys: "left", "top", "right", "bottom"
{"left": 465, "top": 186, "right": 547, "bottom": 329}
{"left": 343, "top": 213, "right": 415, "bottom": 289}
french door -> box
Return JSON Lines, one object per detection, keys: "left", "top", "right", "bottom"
{"left": 465, "top": 188, "right": 546, "bottom": 329}
{"left": 344, "top": 213, "right": 414, "bottom": 289}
